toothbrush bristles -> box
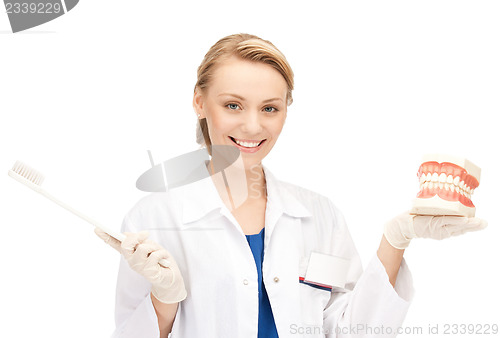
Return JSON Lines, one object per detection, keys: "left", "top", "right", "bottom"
{"left": 11, "top": 161, "right": 45, "bottom": 186}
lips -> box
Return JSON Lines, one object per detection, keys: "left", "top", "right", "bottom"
{"left": 228, "top": 136, "right": 266, "bottom": 153}
{"left": 229, "top": 136, "right": 265, "bottom": 146}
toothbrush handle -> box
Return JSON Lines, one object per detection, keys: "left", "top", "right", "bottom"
{"left": 39, "top": 189, "right": 171, "bottom": 267}
{"left": 94, "top": 226, "right": 170, "bottom": 268}
{"left": 39, "top": 191, "right": 171, "bottom": 268}
{"left": 9, "top": 170, "right": 170, "bottom": 268}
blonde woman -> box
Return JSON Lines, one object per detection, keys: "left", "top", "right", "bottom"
{"left": 96, "top": 33, "right": 486, "bottom": 338}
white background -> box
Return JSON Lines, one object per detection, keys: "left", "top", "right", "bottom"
{"left": 1, "top": 1, "right": 499, "bottom": 337}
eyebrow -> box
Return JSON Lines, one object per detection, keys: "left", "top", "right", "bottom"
{"left": 218, "top": 93, "right": 283, "bottom": 104}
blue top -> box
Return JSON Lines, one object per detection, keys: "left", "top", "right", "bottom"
{"left": 245, "top": 227, "right": 279, "bottom": 338}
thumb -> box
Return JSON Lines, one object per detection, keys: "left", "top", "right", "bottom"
{"left": 94, "top": 227, "right": 122, "bottom": 251}
{"left": 468, "top": 218, "right": 488, "bottom": 231}
{"left": 445, "top": 217, "right": 488, "bottom": 236}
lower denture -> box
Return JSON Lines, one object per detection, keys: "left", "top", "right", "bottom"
{"left": 416, "top": 161, "right": 478, "bottom": 208}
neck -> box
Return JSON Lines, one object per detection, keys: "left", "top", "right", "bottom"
{"left": 206, "top": 160, "right": 267, "bottom": 209}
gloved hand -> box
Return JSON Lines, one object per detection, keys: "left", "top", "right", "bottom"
{"left": 95, "top": 228, "right": 187, "bottom": 304}
{"left": 384, "top": 212, "right": 488, "bottom": 250}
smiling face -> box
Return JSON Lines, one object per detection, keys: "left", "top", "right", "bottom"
{"left": 193, "top": 56, "right": 288, "bottom": 169}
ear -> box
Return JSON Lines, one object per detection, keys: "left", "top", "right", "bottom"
{"left": 193, "top": 89, "right": 205, "bottom": 118}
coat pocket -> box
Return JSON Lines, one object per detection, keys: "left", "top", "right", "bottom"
{"left": 297, "top": 251, "right": 350, "bottom": 328}
{"left": 298, "top": 277, "right": 331, "bottom": 326}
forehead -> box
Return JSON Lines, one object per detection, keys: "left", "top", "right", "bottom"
{"left": 207, "top": 56, "right": 287, "bottom": 99}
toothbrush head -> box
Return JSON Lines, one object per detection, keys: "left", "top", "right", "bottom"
{"left": 9, "top": 161, "right": 45, "bottom": 186}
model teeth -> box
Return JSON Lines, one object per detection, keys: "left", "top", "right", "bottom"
{"left": 232, "top": 138, "right": 261, "bottom": 148}
{"left": 415, "top": 157, "right": 481, "bottom": 210}
{"left": 419, "top": 174, "right": 472, "bottom": 198}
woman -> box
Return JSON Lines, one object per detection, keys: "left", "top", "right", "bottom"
{"left": 95, "top": 33, "right": 486, "bottom": 338}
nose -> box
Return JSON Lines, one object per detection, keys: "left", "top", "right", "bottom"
{"left": 240, "top": 109, "right": 263, "bottom": 135}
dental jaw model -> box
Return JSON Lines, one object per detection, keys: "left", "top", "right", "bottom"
{"left": 410, "top": 154, "right": 481, "bottom": 218}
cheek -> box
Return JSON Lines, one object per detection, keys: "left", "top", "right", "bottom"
{"left": 209, "top": 111, "right": 229, "bottom": 132}
{"left": 270, "top": 118, "right": 286, "bottom": 136}
{"left": 206, "top": 110, "right": 232, "bottom": 139}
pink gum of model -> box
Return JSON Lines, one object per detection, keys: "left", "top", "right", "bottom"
{"left": 410, "top": 154, "right": 481, "bottom": 217}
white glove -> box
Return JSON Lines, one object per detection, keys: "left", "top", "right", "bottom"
{"left": 384, "top": 212, "right": 488, "bottom": 250}
{"left": 95, "top": 228, "right": 187, "bottom": 304}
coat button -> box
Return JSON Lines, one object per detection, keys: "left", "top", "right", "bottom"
{"left": 273, "top": 277, "right": 280, "bottom": 283}
{"left": 243, "top": 279, "right": 249, "bottom": 285}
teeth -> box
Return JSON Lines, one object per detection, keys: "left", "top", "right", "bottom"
{"left": 439, "top": 173, "right": 447, "bottom": 183}
{"left": 418, "top": 171, "right": 478, "bottom": 201}
{"left": 419, "top": 175, "right": 426, "bottom": 184}
{"left": 233, "top": 138, "right": 261, "bottom": 148}
{"left": 432, "top": 173, "right": 439, "bottom": 182}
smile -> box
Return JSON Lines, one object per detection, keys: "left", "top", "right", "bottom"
{"left": 229, "top": 136, "right": 266, "bottom": 153}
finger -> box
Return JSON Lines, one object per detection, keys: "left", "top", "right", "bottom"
{"left": 142, "top": 240, "right": 171, "bottom": 267}
{"left": 129, "top": 247, "right": 169, "bottom": 282}
{"left": 445, "top": 218, "right": 488, "bottom": 236}
{"left": 133, "top": 242, "right": 159, "bottom": 261}
{"left": 137, "top": 230, "right": 150, "bottom": 242}
{"left": 94, "top": 227, "right": 109, "bottom": 241}
{"left": 123, "top": 231, "right": 150, "bottom": 243}
{"left": 146, "top": 249, "right": 170, "bottom": 267}
{"left": 121, "top": 231, "right": 151, "bottom": 252}
{"left": 469, "top": 218, "right": 488, "bottom": 230}
{"left": 432, "top": 215, "right": 469, "bottom": 227}
{"left": 145, "top": 249, "right": 173, "bottom": 284}
{"left": 94, "top": 227, "right": 121, "bottom": 251}
{"left": 145, "top": 249, "right": 170, "bottom": 271}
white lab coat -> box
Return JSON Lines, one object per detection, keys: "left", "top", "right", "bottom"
{"left": 112, "top": 163, "right": 414, "bottom": 338}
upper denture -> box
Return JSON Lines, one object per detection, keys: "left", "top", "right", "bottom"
{"left": 417, "top": 161, "right": 479, "bottom": 208}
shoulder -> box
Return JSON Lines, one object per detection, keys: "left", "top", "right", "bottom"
{"left": 122, "top": 191, "right": 181, "bottom": 229}
{"left": 128, "top": 191, "right": 175, "bottom": 212}
{"left": 275, "top": 176, "right": 344, "bottom": 221}
{"left": 275, "top": 177, "right": 356, "bottom": 257}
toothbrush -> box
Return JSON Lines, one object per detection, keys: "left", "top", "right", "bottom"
{"left": 8, "top": 160, "right": 170, "bottom": 268}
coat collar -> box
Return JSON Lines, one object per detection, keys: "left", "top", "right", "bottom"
{"left": 180, "top": 161, "right": 312, "bottom": 224}
{"left": 262, "top": 165, "right": 312, "bottom": 219}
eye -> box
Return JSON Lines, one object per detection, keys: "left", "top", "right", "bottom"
{"left": 263, "top": 106, "right": 278, "bottom": 113}
{"left": 226, "top": 103, "right": 240, "bottom": 110}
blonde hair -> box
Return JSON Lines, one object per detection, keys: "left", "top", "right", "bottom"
{"left": 194, "top": 33, "right": 294, "bottom": 151}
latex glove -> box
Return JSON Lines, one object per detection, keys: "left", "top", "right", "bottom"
{"left": 95, "top": 228, "right": 187, "bottom": 304}
{"left": 384, "top": 212, "right": 488, "bottom": 250}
